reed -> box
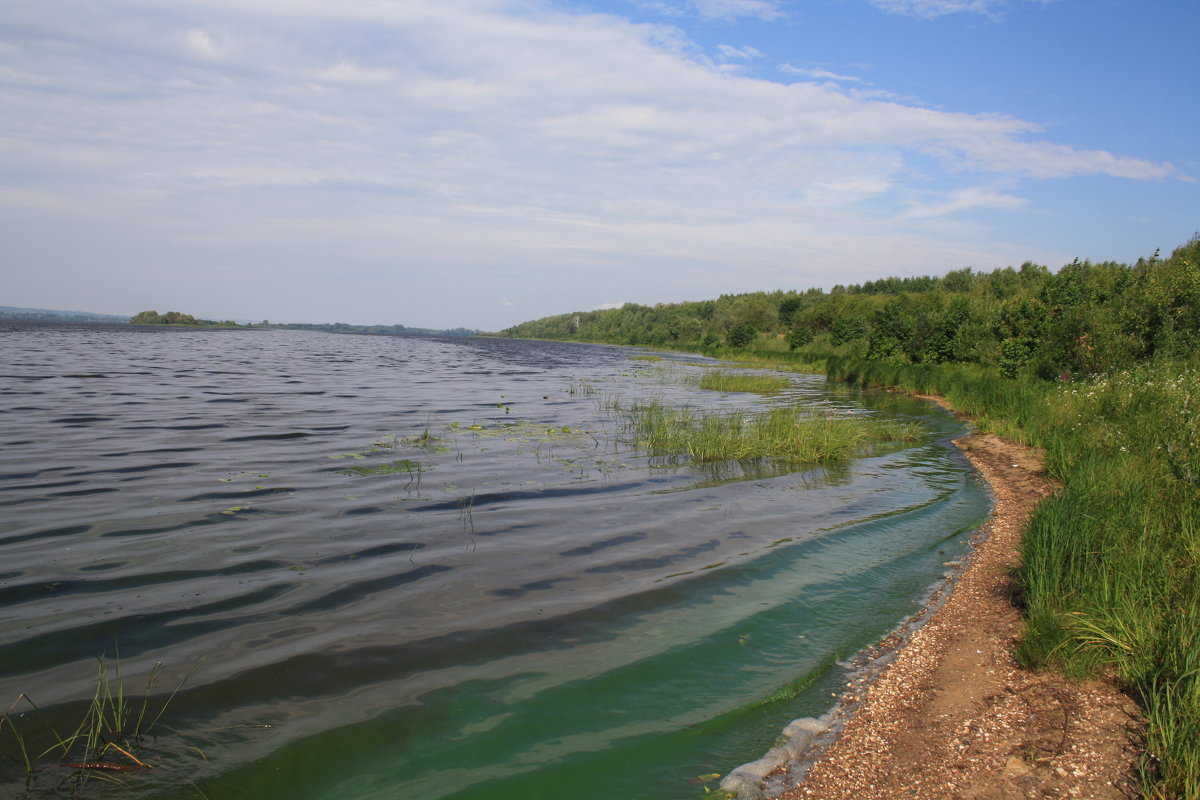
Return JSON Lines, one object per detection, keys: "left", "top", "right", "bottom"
{"left": 691, "top": 371, "right": 792, "bottom": 395}
{"left": 617, "top": 398, "right": 919, "bottom": 466}
{"left": 1, "top": 655, "right": 200, "bottom": 795}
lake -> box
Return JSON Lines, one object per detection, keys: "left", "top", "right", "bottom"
{"left": 0, "top": 323, "right": 989, "bottom": 799}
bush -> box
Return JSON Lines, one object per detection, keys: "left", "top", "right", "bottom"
{"left": 788, "top": 326, "right": 814, "bottom": 350}
{"left": 727, "top": 323, "right": 757, "bottom": 349}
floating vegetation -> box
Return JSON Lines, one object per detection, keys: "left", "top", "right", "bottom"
{"left": 341, "top": 459, "right": 424, "bottom": 476}
{"left": 630, "top": 355, "right": 664, "bottom": 362}
{"left": 617, "top": 398, "right": 919, "bottom": 466}
{"left": 690, "top": 371, "right": 791, "bottom": 394}
{"left": 1, "top": 656, "right": 202, "bottom": 796}
{"left": 218, "top": 472, "right": 270, "bottom": 483}
{"left": 399, "top": 428, "right": 451, "bottom": 452}
{"left": 449, "top": 420, "right": 595, "bottom": 445}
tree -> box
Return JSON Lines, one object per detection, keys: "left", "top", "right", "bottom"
{"left": 866, "top": 299, "right": 915, "bottom": 360}
{"left": 788, "top": 325, "right": 814, "bottom": 350}
{"left": 778, "top": 296, "right": 804, "bottom": 326}
{"left": 727, "top": 323, "right": 757, "bottom": 348}
{"left": 131, "top": 310, "right": 165, "bottom": 324}
{"left": 831, "top": 316, "right": 866, "bottom": 346}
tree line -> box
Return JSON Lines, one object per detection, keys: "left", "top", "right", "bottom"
{"left": 502, "top": 235, "right": 1199, "bottom": 379}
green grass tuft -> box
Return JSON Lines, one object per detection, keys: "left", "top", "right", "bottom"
{"left": 690, "top": 371, "right": 792, "bottom": 394}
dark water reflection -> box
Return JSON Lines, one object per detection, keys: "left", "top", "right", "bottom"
{"left": 0, "top": 323, "right": 989, "bottom": 799}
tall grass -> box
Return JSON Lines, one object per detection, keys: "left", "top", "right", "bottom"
{"left": 617, "top": 397, "right": 920, "bottom": 466}
{"left": 820, "top": 355, "right": 1200, "bottom": 799}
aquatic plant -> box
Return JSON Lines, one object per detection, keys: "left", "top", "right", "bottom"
{"left": 567, "top": 379, "right": 598, "bottom": 396}
{"left": 341, "top": 459, "right": 424, "bottom": 476}
{"left": 690, "top": 371, "right": 791, "bottom": 394}
{"left": 1, "top": 656, "right": 201, "bottom": 796}
{"left": 617, "top": 398, "right": 919, "bottom": 466}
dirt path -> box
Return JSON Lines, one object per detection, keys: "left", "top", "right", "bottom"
{"left": 770, "top": 404, "right": 1145, "bottom": 799}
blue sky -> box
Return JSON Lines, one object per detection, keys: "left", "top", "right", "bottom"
{"left": 1, "top": 0, "right": 1196, "bottom": 330}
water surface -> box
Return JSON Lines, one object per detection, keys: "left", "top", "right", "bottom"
{"left": 0, "top": 324, "right": 989, "bottom": 798}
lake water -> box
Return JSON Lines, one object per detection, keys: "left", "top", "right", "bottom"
{"left": 0, "top": 323, "right": 989, "bottom": 799}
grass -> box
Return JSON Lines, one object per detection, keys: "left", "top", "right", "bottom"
{"left": 616, "top": 397, "right": 920, "bottom": 466}
{"left": 690, "top": 371, "right": 792, "bottom": 395}
{"left": 1, "top": 655, "right": 201, "bottom": 796}
{"left": 818, "top": 355, "right": 1200, "bottom": 799}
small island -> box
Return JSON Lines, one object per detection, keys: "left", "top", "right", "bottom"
{"left": 130, "top": 310, "right": 238, "bottom": 326}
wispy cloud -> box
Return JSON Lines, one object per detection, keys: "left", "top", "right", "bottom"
{"left": 717, "top": 43, "right": 764, "bottom": 60}
{"left": 866, "top": 0, "right": 1052, "bottom": 20}
{"left": 900, "top": 187, "right": 1028, "bottom": 219}
{"left": 691, "top": 0, "right": 785, "bottom": 21}
{"left": 780, "top": 65, "right": 864, "bottom": 83}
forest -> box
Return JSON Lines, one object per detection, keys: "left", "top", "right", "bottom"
{"left": 502, "top": 236, "right": 1199, "bottom": 379}
{"left": 503, "top": 236, "right": 1200, "bottom": 798}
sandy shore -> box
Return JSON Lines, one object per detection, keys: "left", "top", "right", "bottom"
{"left": 759, "top": 399, "right": 1145, "bottom": 799}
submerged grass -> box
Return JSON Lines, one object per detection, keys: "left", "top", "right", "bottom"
{"left": 817, "top": 355, "right": 1200, "bottom": 799}
{"left": 618, "top": 397, "right": 920, "bottom": 466}
{"left": 1, "top": 655, "right": 201, "bottom": 796}
{"left": 690, "top": 371, "right": 792, "bottom": 395}
{"left": 341, "top": 459, "right": 424, "bottom": 476}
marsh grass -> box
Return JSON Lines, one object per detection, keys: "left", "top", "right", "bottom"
{"left": 690, "top": 371, "right": 792, "bottom": 395}
{"left": 821, "top": 354, "right": 1200, "bottom": 799}
{"left": 618, "top": 398, "right": 920, "bottom": 466}
{"left": 1, "top": 656, "right": 200, "bottom": 796}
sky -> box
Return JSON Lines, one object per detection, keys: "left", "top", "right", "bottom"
{"left": 1, "top": 0, "right": 1196, "bottom": 331}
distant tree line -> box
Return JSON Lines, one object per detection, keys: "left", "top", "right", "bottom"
{"left": 0, "top": 307, "right": 129, "bottom": 323}
{"left": 128, "top": 313, "right": 478, "bottom": 336}
{"left": 130, "top": 310, "right": 237, "bottom": 326}
{"left": 502, "top": 235, "right": 1200, "bottom": 380}
{"left": 253, "top": 321, "right": 478, "bottom": 337}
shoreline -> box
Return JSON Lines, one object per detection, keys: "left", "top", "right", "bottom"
{"left": 730, "top": 395, "right": 1145, "bottom": 799}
